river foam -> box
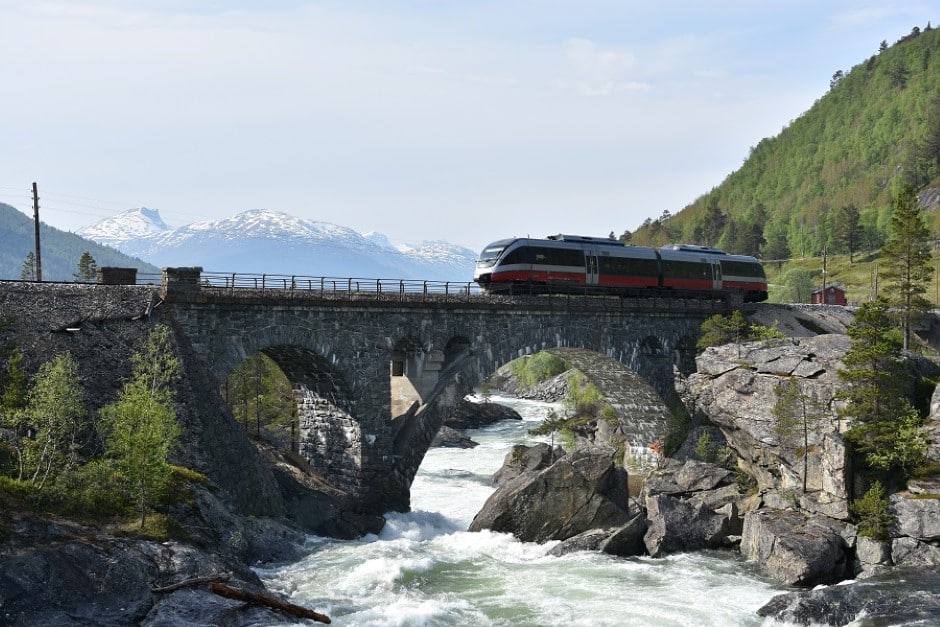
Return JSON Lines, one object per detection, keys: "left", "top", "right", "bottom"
{"left": 258, "top": 395, "right": 794, "bottom": 626}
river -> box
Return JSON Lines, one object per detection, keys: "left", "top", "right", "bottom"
{"left": 257, "top": 395, "right": 793, "bottom": 626}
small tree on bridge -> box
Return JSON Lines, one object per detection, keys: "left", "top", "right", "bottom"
{"left": 73, "top": 252, "right": 98, "bottom": 282}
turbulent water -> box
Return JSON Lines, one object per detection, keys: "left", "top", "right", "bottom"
{"left": 257, "top": 396, "right": 794, "bottom": 626}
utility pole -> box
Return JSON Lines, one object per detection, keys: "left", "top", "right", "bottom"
{"left": 31, "top": 182, "right": 42, "bottom": 282}
{"left": 821, "top": 246, "right": 827, "bottom": 304}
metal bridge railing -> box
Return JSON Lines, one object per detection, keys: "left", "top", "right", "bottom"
{"left": 196, "top": 271, "right": 482, "bottom": 299}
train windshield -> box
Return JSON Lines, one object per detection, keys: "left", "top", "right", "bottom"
{"left": 476, "top": 244, "right": 506, "bottom": 267}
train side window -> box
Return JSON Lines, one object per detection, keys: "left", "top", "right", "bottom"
{"left": 663, "top": 260, "right": 708, "bottom": 279}
{"left": 502, "top": 247, "right": 532, "bottom": 264}
{"left": 531, "top": 247, "right": 584, "bottom": 267}
{"left": 599, "top": 257, "right": 658, "bottom": 276}
{"left": 722, "top": 260, "right": 766, "bottom": 278}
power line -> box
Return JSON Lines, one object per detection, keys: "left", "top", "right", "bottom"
{"left": 0, "top": 184, "right": 220, "bottom": 226}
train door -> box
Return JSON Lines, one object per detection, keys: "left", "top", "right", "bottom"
{"left": 585, "top": 247, "right": 600, "bottom": 286}
{"left": 711, "top": 259, "right": 722, "bottom": 290}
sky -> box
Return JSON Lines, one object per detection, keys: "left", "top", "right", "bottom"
{"left": 1, "top": 1, "right": 938, "bottom": 253}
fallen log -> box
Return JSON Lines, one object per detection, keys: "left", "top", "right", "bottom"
{"left": 209, "top": 581, "right": 331, "bottom": 624}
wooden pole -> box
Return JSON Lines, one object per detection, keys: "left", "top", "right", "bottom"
{"left": 31, "top": 182, "right": 42, "bottom": 282}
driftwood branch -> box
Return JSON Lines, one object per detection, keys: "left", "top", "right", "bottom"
{"left": 151, "top": 571, "right": 232, "bottom": 593}
{"left": 209, "top": 582, "right": 331, "bottom": 624}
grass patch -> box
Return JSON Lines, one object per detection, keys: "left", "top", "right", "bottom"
{"left": 509, "top": 351, "right": 568, "bottom": 390}
{"left": 114, "top": 513, "right": 190, "bottom": 542}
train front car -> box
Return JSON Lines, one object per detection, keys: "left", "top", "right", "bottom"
{"left": 473, "top": 238, "right": 519, "bottom": 293}
{"left": 473, "top": 236, "right": 591, "bottom": 294}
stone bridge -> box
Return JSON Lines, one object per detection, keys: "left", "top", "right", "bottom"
{"left": 158, "top": 269, "right": 724, "bottom": 514}
{"left": 0, "top": 271, "right": 729, "bottom": 518}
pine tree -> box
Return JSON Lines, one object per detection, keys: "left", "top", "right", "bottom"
{"left": 837, "top": 299, "right": 907, "bottom": 424}
{"left": 833, "top": 204, "right": 863, "bottom": 262}
{"left": 1, "top": 348, "right": 29, "bottom": 416}
{"left": 100, "top": 324, "right": 181, "bottom": 528}
{"left": 20, "top": 252, "right": 36, "bottom": 281}
{"left": 74, "top": 252, "right": 98, "bottom": 282}
{"left": 772, "top": 377, "right": 825, "bottom": 493}
{"left": 880, "top": 183, "right": 933, "bottom": 350}
{"left": 837, "top": 299, "right": 920, "bottom": 473}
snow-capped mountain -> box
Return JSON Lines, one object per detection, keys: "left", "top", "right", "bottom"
{"left": 77, "top": 208, "right": 478, "bottom": 282}
{"left": 80, "top": 207, "right": 170, "bottom": 249}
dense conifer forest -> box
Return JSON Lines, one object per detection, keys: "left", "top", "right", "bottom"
{"left": 625, "top": 24, "right": 940, "bottom": 271}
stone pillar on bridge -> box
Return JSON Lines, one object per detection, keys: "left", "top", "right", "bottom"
{"left": 162, "top": 267, "right": 203, "bottom": 299}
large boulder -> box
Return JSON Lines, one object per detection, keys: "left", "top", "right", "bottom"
{"left": 491, "top": 442, "right": 565, "bottom": 487}
{"left": 445, "top": 399, "right": 523, "bottom": 430}
{"left": 640, "top": 459, "right": 745, "bottom": 556}
{"left": 548, "top": 513, "right": 647, "bottom": 557}
{"left": 430, "top": 425, "right": 479, "bottom": 448}
{"left": 643, "top": 495, "right": 731, "bottom": 556}
{"left": 469, "top": 446, "right": 631, "bottom": 543}
{"left": 891, "top": 489, "right": 940, "bottom": 542}
{"left": 740, "top": 509, "right": 849, "bottom": 586}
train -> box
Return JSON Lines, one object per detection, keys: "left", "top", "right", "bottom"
{"left": 473, "top": 234, "right": 768, "bottom": 302}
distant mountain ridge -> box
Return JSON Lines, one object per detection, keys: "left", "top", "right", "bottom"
{"left": 77, "top": 208, "right": 479, "bottom": 282}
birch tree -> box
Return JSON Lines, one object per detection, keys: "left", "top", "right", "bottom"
{"left": 100, "top": 324, "right": 181, "bottom": 528}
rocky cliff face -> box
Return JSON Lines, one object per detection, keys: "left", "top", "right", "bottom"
{"left": 686, "top": 335, "right": 852, "bottom": 519}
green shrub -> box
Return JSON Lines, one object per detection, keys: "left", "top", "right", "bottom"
{"left": 694, "top": 432, "right": 715, "bottom": 462}
{"left": 509, "top": 352, "right": 568, "bottom": 390}
{"left": 851, "top": 481, "right": 895, "bottom": 543}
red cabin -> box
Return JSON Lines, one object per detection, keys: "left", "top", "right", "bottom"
{"left": 811, "top": 284, "right": 847, "bottom": 305}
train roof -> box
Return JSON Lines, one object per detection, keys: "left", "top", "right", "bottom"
{"left": 546, "top": 234, "right": 625, "bottom": 246}
{"left": 660, "top": 244, "right": 727, "bottom": 255}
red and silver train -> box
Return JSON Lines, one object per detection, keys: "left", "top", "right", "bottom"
{"left": 473, "top": 234, "right": 768, "bottom": 302}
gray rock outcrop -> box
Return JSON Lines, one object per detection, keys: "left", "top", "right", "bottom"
{"left": 445, "top": 399, "right": 523, "bottom": 430}
{"left": 469, "top": 445, "right": 632, "bottom": 544}
{"left": 491, "top": 442, "right": 565, "bottom": 487}
{"left": 0, "top": 514, "right": 300, "bottom": 626}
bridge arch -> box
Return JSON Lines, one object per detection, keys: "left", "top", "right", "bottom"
{"left": 214, "top": 327, "right": 366, "bottom": 496}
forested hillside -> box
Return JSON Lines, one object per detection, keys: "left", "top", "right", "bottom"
{"left": 0, "top": 203, "right": 159, "bottom": 281}
{"left": 625, "top": 23, "right": 940, "bottom": 263}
